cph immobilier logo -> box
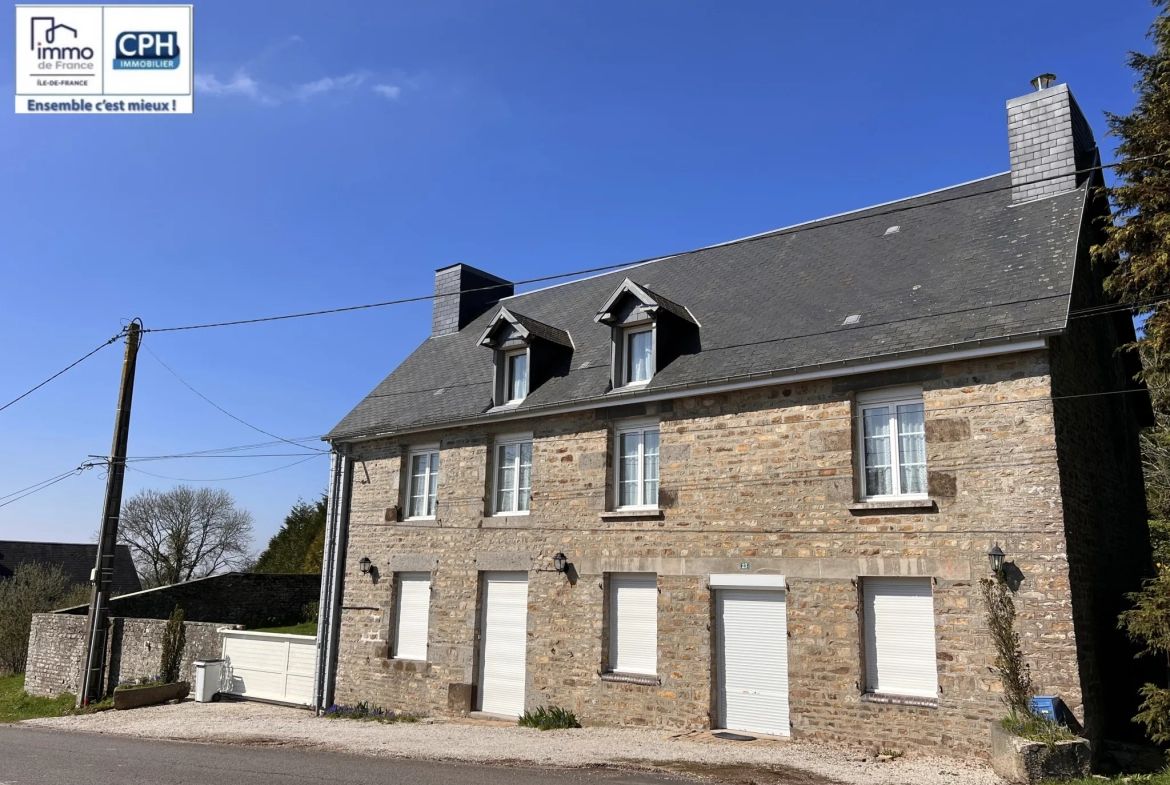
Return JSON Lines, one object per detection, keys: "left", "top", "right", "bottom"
{"left": 15, "top": 5, "right": 193, "bottom": 114}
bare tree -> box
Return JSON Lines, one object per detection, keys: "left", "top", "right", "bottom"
{"left": 120, "top": 486, "right": 254, "bottom": 588}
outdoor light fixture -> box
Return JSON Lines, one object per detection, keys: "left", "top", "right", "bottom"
{"left": 988, "top": 544, "right": 1006, "bottom": 575}
{"left": 358, "top": 556, "right": 372, "bottom": 576}
{"left": 553, "top": 552, "right": 567, "bottom": 573}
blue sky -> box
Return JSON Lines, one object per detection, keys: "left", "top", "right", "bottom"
{"left": 0, "top": 0, "right": 1159, "bottom": 550}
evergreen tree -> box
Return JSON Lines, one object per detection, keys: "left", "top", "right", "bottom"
{"left": 253, "top": 494, "right": 328, "bottom": 574}
{"left": 1094, "top": 1, "right": 1170, "bottom": 373}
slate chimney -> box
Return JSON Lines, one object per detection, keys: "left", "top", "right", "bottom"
{"left": 431, "top": 263, "right": 514, "bottom": 337}
{"left": 1007, "top": 75, "right": 1099, "bottom": 203}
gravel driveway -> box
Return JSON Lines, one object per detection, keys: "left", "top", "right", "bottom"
{"left": 25, "top": 701, "right": 1001, "bottom": 785}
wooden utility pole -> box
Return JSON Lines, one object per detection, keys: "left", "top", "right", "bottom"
{"left": 80, "top": 321, "right": 141, "bottom": 706}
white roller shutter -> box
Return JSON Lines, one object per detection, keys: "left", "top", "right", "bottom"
{"left": 478, "top": 571, "right": 529, "bottom": 717}
{"left": 609, "top": 573, "right": 658, "bottom": 676}
{"left": 393, "top": 572, "right": 431, "bottom": 661}
{"left": 863, "top": 577, "right": 938, "bottom": 699}
{"left": 717, "top": 588, "right": 789, "bottom": 737}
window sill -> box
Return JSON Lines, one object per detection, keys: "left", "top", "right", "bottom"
{"left": 600, "top": 671, "right": 660, "bottom": 686}
{"left": 404, "top": 516, "right": 437, "bottom": 522}
{"left": 860, "top": 692, "right": 938, "bottom": 709}
{"left": 600, "top": 508, "right": 664, "bottom": 521}
{"left": 848, "top": 498, "right": 937, "bottom": 514}
{"left": 492, "top": 510, "right": 530, "bottom": 517}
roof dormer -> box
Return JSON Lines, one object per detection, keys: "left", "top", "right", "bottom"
{"left": 479, "top": 307, "right": 573, "bottom": 407}
{"left": 594, "top": 279, "right": 698, "bottom": 390}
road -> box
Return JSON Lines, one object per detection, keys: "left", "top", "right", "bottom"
{"left": 0, "top": 726, "right": 688, "bottom": 785}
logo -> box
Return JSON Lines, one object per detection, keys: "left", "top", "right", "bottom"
{"left": 30, "top": 16, "right": 94, "bottom": 62}
{"left": 114, "top": 31, "right": 180, "bottom": 69}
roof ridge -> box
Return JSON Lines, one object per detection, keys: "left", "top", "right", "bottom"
{"left": 501, "top": 172, "right": 1008, "bottom": 302}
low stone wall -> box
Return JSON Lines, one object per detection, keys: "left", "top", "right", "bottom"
{"left": 24, "top": 613, "right": 231, "bottom": 698}
{"left": 60, "top": 573, "right": 321, "bottom": 629}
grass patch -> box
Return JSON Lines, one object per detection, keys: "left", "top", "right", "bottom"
{"left": 1046, "top": 774, "right": 1170, "bottom": 785}
{"left": 253, "top": 622, "right": 317, "bottom": 635}
{"left": 0, "top": 674, "right": 75, "bottom": 722}
{"left": 518, "top": 705, "right": 581, "bottom": 730}
{"left": 323, "top": 702, "right": 417, "bottom": 723}
{"left": 1000, "top": 713, "right": 1076, "bottom": 747}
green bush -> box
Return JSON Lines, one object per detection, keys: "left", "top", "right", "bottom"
{"left": 1000, "top": 712, "right": 1075, "bottom": 748}
{"left": 0, "top": 563, "right": 88, "bottom": 675}
{"left": 159, "top": 606, "right": 186, "bottom": 684}
{"left": 518, "top": 705, "right": 581, "bottom": 730}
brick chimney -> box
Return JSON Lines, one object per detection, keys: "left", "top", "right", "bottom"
{"left": 1007, "top": 75, "right": 1099, "bottom": 203}
{"left": 431, "top": 263, "right": 514, "bottom": 337}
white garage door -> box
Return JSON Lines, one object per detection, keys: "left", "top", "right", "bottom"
{"left": 221, "top": 630, "right": 316, "bottom": 706}
{"left": 717, "top": 587, "right": 789, "bottom": 737}
{"left": 478, "top": 571, "right": 529, "bottom": 717}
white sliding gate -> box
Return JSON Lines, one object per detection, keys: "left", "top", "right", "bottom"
{"left": 220, "top": 630, "right": 316, "bottom": 706}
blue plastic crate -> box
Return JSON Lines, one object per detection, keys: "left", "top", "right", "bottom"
{"left": 1029, "top": 696, "right": 1082, "bottom": 734}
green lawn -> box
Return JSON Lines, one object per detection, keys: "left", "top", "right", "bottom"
{"left": 253, "top": 622, "right": 318, "bottom": 635}
{"left": 0, "top": 674, "right": 76, "bottom": 722}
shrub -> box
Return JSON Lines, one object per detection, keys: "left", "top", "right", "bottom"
{"left": 980, "top": 576, "right": 1034, "bottom": 718}
{"left": 302, "top": 601, "right": 319, "bottom": 624}
{"left": 518, "top": 705, "right": 581, "bottom": 730}
{"left": 159, "top": 606, "right": 186, "bottom": 684}
{"left": 1120, "top": 570, "right": 1170, "bottom": 744}
{"left": 0, "top": 563, "right": 86, "bottom": 674}
{"left": 322, "top": 701, "right": 417, "bottom": 723}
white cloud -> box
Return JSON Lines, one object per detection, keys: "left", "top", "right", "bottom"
{"left": 292, "top": 72, "right": 367, "bottom": 101}
{"left": 372, "top": 84, "right": 401, "bottom": 100}
{"left": 195, "top": 71, "right": 263, "bottom": 99}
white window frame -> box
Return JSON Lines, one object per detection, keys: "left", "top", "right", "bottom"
{"left": 406, "top": 445, "right": 440, "bottom": 520}
{"left": 392, "top": 572, "right": 431, "bottom": 661}
{"left": 613, "top": 418, "right": 660, "bottom": 510}
{"left": 855, "top": 386, "right": 928, "bottom": 501}
{"left": 622, "top": 326, "right": 654, "bottom": 387}
{"left": 504, "top": 349, "right": 529, "bottom": 404}
{"left": 492, "top": 432, "right": 533, "bottom": 516}
{"left": 607, "top": 572, "right": 658, "bottom": 677}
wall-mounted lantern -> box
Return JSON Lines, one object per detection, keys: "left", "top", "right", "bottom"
{"left": 552, "top": 552, "right": 567, "bottom": 573}
{"left": 988, "top": 544, "right": 1005, "bottom": 576}
{"left": 358, "top": 556, "right": 372, "bottom": 576}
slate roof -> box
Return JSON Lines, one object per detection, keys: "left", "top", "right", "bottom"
{"left": 0, "top": 541, "right": 142, "bottom": 596}
{"left": 329, "top": 174, "right": 1088, "bottom": 441}
{"left": 481, "top": 308, "right": 574, "bottom": 349}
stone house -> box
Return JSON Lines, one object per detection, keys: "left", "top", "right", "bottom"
{"left": 314, "top": 78, "right": 1153, "bottom": 757}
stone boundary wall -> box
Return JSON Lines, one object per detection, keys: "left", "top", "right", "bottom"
{"left": 60, "top": 573, "right": 321, "bottom": 629}
{"left": 24, "top": 613, "right": 229, "bottom": 698}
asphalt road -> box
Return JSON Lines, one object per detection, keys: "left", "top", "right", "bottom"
{"left": 0, "top": 726, "right": 687, "bottom": 785}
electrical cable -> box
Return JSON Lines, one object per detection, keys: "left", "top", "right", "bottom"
{"left": 138, "top": 155, "right": 1170, "bottom": 335}
{"left": 140, "top": 341, "right": 329, "bottom": 453}
{"left": 0, "top": 461, "right": 99, "bottom": 509}
{"left": 124, "top": 453, "right": 325, "bottom": 482}
{"left": 0, "top": 331, "right": 125, "bottom": 414}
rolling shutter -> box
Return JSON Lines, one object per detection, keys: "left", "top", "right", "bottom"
{"left": 609, "top": 573, "right": 658, "bottom": 676}
{"left": 717, "top": 588, "right": 789, "bottom": 737}
{"left": 393, "top": 572, "right": 431, "bottom": 661}
{"left": 478, "top": 572, "right": 529, "bottom": 716}
{"left": 863, "top": 577, "right": 938, "bottom": 698}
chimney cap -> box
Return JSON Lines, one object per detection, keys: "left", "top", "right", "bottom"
{"left": 1030, "top": 73, "right": 1057, "bottom": 91}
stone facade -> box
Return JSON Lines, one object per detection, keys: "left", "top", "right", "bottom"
{"left": 330, "top": 347, "right": 1130, "bottom": 759}
{"left": 24, "top": 613, "right": 226, "bottom": 697}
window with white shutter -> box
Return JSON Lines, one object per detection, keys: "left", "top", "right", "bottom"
{"left": 393, "top": 572, "right": 431, "bottom": 661}
{"left": 862, "top": 577, "right": 938, "bottom": 699}
{"left": 608, "top": 573, "right": 658, "bottom": 676}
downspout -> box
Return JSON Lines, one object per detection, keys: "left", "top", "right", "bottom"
{"left": 312, "top": 444, "right": 351, "bottom": 714}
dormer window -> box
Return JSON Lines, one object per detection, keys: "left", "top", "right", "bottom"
{"left": 506, "top": 350, "right": 528, "bottom": 403}
{"left": 624, "top": 327, "right": 653, "bottom": 385}
{"left": 595, "top": 278, "right": 698, "bottom": 392}
{"left": 478, "top": 307, "right": 573, "bottom": 409}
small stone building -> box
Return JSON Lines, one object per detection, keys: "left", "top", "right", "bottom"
{"left": 315, "top": 79, "right": 1153, "bottom": 758}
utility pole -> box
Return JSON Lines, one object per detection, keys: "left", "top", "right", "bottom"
{"left": 79, "top": 321, "right": 141, "bottom": 707}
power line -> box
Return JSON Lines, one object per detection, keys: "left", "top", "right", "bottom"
{"left": 0, "top": 462, "right": 99, "bottom": 510}
{"left": 140, "top": 341, "right": 329, "bottom": 453}
{"left": 139, "top": 155, "right": 1170, "bottom": 336}
{"left": 0, "top": 332, "right": 125, "bottom": 415}
{"left": 125, "top": 454, "right": 324, "bottom": 482}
